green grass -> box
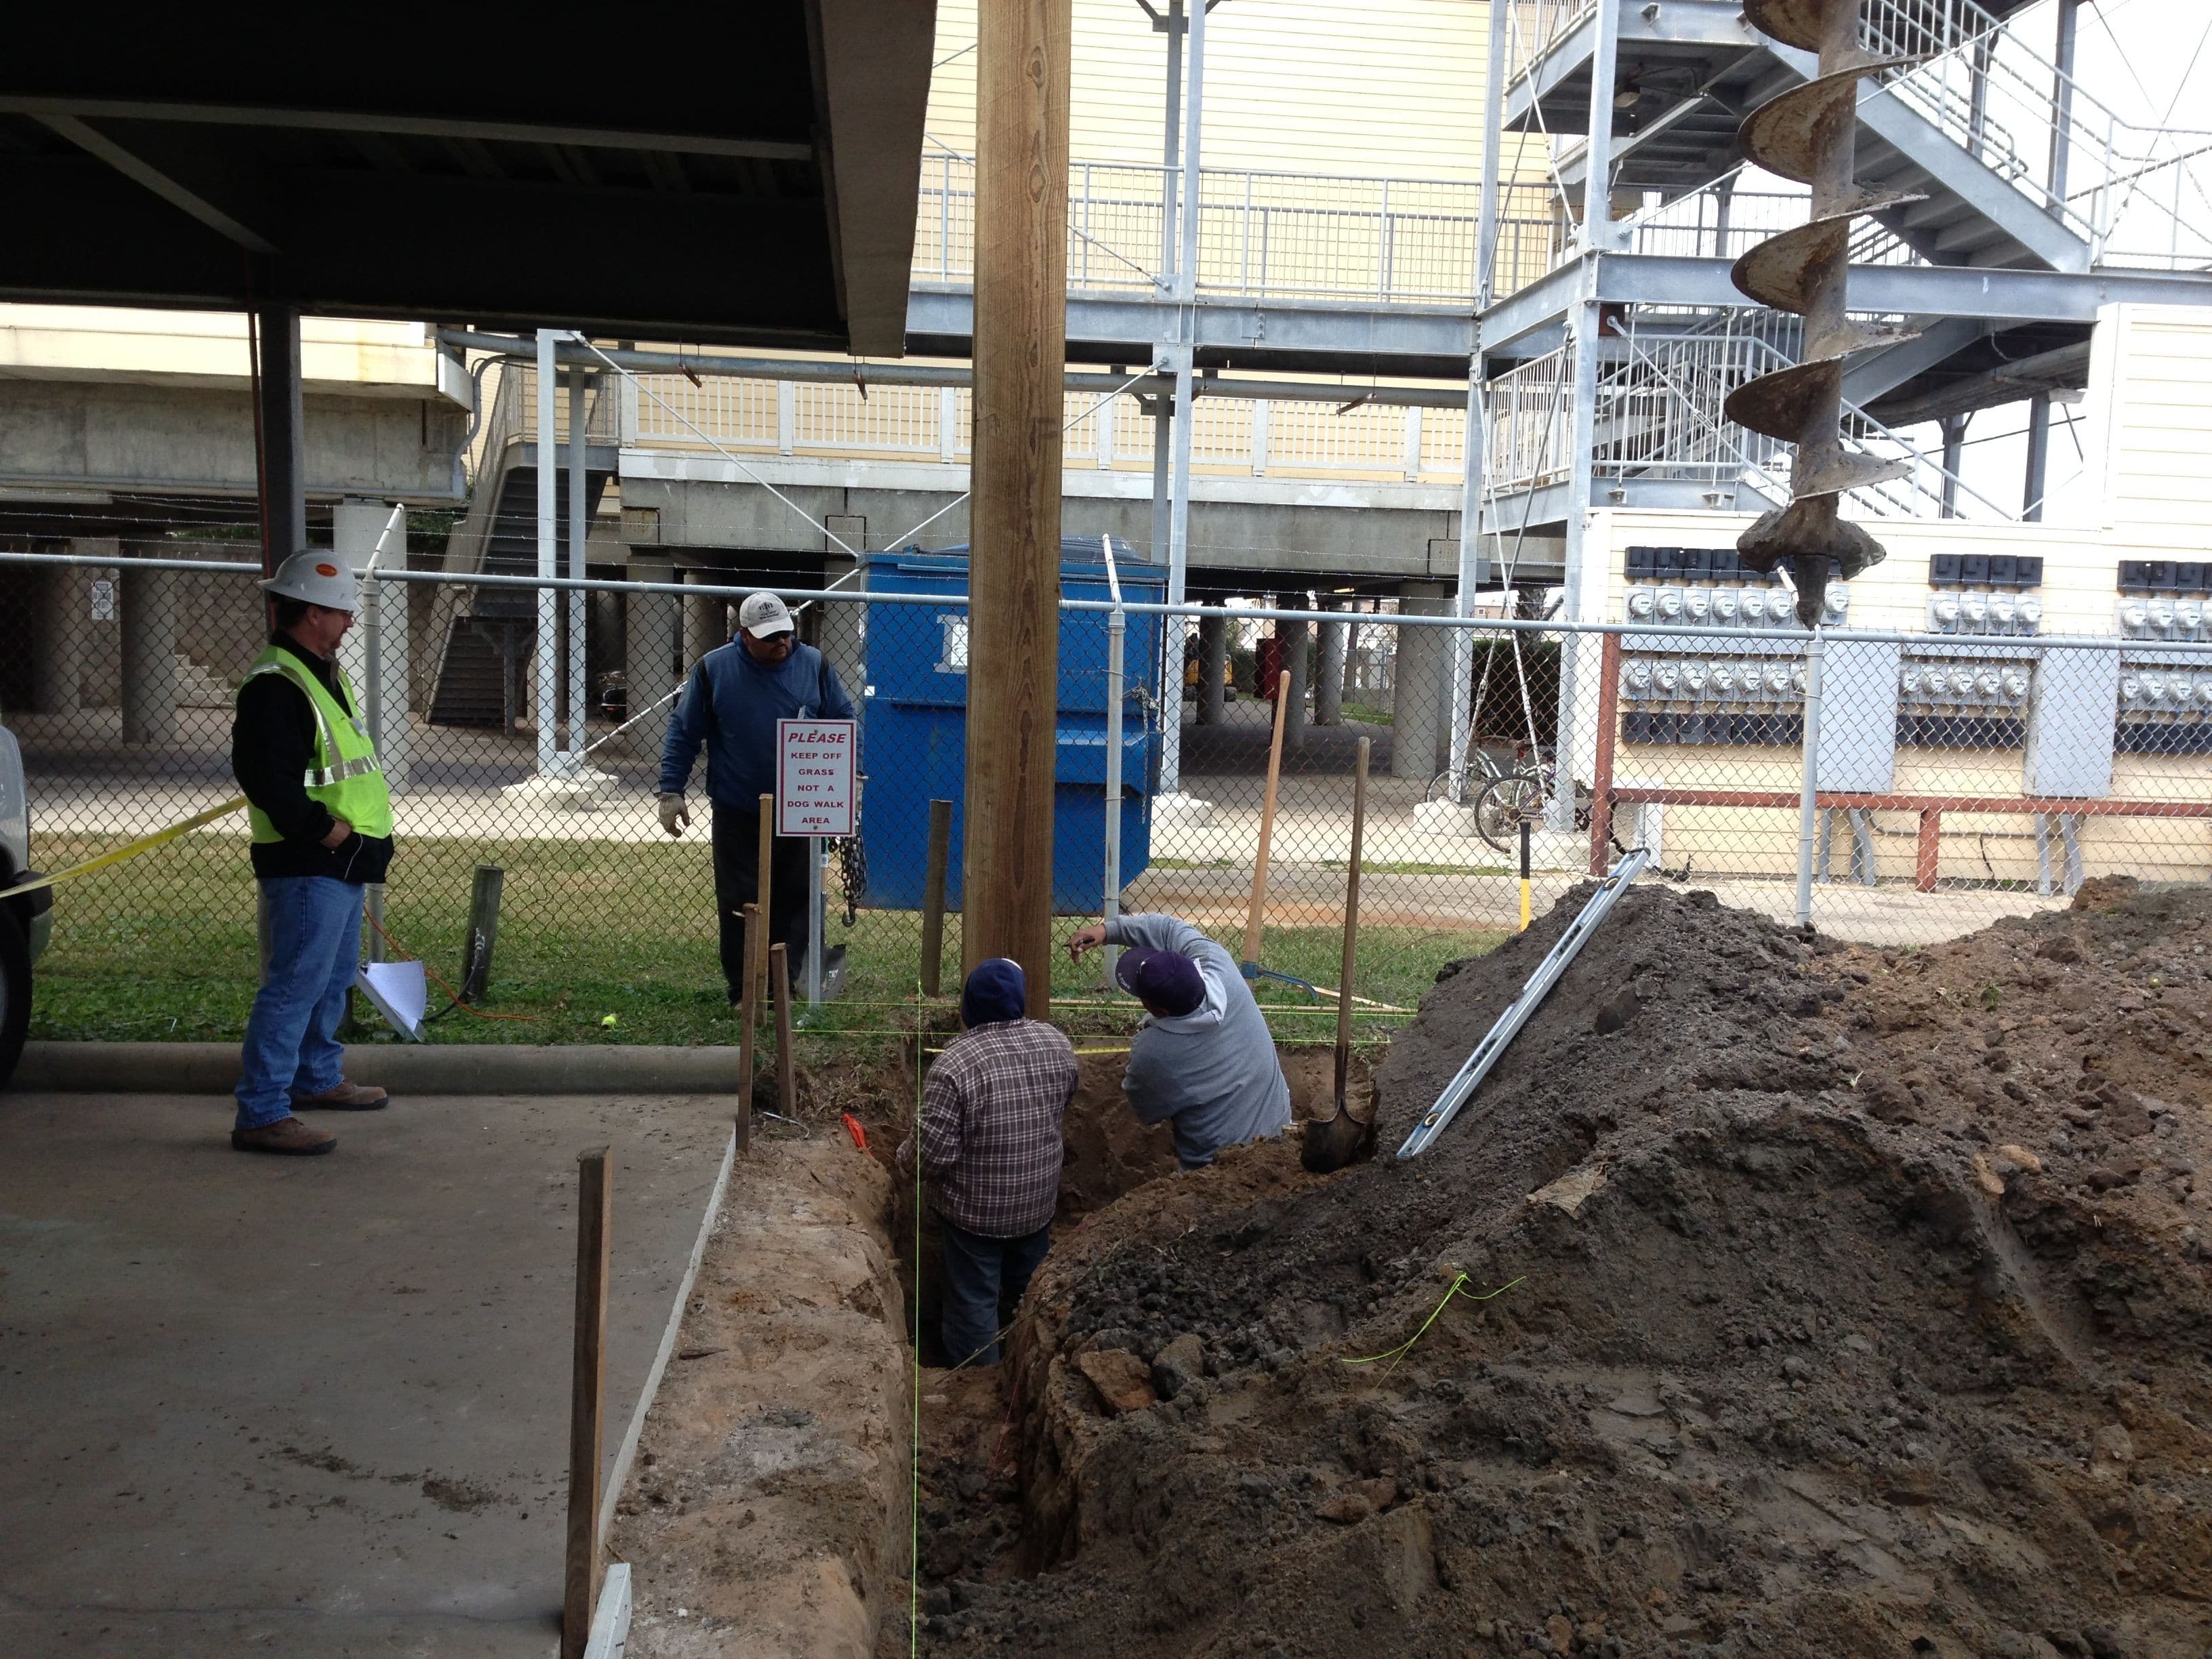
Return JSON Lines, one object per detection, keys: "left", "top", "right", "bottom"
{"left": 26, "top": 832, "right": 1502, "bottom": 1045}
{"left": 1340, "top": 701, "right": 1395, "bottom": 726}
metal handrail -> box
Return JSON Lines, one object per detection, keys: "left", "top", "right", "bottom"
{"left": 916, "top": 152, "right": 1486, "bottom": 306}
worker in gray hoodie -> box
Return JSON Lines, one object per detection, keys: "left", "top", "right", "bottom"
{"left": 1067, "top": 912, "right": 1292, "bottom": 1170}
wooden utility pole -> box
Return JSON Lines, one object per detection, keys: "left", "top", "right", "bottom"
{"left": 964, "top": 0, "right": 1071, "bottom": 1015}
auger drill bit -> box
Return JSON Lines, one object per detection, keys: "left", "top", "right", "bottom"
{"left": 1725, "top": 0, "right": 1923, "bottom": 628}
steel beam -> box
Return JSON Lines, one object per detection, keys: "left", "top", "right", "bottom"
{"left": 905, "top": 287, "right": 1475, "bottom": 369}
{"left": 0, "top": 96, "right": 813, "bottom": 162}
{"left": 35, "top": 114, "right": 278, "bottom": 253}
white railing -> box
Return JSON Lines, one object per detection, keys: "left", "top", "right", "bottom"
{"left": 1485, "top": 347, "right": 1574, "bottom": 497}
{"left": 513, "top": 365, "right": 621, "bottom": 447}
{"left": 1858, "top": 0, "right": 2212, "bottom": 270}
{"left": 1501, "top": 0, "right": 1600, "bottom": 95}
{"left": 1618, "top": 175, "right": 1928, "bottom": 270}
{"left": 1483, "top": 320, "right": 2015, "bottom": 524}
{"left": 916, "top": 154, "right": 1485, "bottom": 306}
{"left": 623, "top": 374, "right": 1471, "bottom": 487}
{"left": 1496, "top": 0, "right": 2212, "bottom": 274}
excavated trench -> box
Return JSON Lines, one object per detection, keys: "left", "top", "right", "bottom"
{"left": 617, "top": 880, "right": 2212, "bottom": 1658}
{"left": 607, "top": 1028, "right": 1370, "bottom": 1658}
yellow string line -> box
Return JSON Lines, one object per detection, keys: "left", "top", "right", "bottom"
{"left": 1339, "top": 1274, "right": 1526, "bottom": 1376}
{"left": 0, "top": 796, "right": 247, "bottom": 900}
{"left": 910, "top": 982, "right": 924, "bottom": 1659}
{"left": 825, "top": 998, "right": 1405, "bottom": 1017}
{"left": 922, "top": 1044, "right": 1130, "bottom": 1057}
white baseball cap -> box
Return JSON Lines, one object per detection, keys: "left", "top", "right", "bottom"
{"left": 258, "top": 550, "right": 359, "bottom": 612}
{"left": 739, "top": 592, "right": 795, "bottom": 638}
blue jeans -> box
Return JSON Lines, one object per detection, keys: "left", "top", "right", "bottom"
{"left": 235, "top": 876, "right": 364, "bottom": 1130}
{"left": 939, "top": 1218, "right": 1053, "bottom": 1368}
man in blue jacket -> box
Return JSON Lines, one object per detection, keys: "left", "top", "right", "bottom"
{"left": 659, "top": 592, "right": 856, "bottom": 1002}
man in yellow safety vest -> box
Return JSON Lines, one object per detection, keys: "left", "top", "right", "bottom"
{"left": 227, "top": 550, "right": 396, "bottom": 1155}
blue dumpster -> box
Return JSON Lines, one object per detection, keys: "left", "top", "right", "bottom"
{"left": 860, "top": 537, "right": 1165, "bottom": 913}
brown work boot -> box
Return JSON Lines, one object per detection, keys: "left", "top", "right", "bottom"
{"left": 292, "top": 1080, "right": 389, "bottom": 1111}
{"left": 231, "top": 1116, "right": 337, "bottom": 1155}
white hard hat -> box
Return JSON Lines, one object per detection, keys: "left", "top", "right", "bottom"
{"left": 738, "top": 591, "right": 795, "bottom": 638}
{"left": 258, "top": 550, "right": 359, "bottom": 612}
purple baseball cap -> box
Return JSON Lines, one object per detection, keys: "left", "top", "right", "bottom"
{"left": 1113, "top": 947, "right": 1204, "bottom": 1016}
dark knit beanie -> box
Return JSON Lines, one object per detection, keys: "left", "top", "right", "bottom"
{"left": 961, "top": 956, "right": 1027, "bottom": 1027}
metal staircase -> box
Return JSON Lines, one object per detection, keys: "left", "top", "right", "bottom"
{"left": 427, "top": 365, "right": 617, "bottom": 729}
{"left": 1511, "top": 0, "right": 2211, "bottom": 279}
{"left": 1481, "top": 0, "right": 2212, "bottom": 553}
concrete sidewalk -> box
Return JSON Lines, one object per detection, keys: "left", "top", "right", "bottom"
{"left": 0, "top": 1090, "right": 733, "bottom": 1657}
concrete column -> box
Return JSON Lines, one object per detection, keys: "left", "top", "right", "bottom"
{"left": 684, "top": 569, "right": 728, "bottom": 670}
{"left": 1391, "top": 581, "right": 1451, "bottom": 782}
{"left": 36, "top": 548, "right": 100, "bottom": 714}
{"left": 119, "top": 546, "right": 179, "bottom": 745}
{"left": 1315, "top": 603, "right": 1347, "bottom": 726}
{"left": 1280, "top": 613, "right": 1309, "bottom": 753}
{"left": 626, "top": 554, "right": 680, "bottom": 759}
{"left": 1195, "top": 610, "right": 1227, "bottom": 725}
{"left": 334, "top": 500, "right": 408, "bottom": 791}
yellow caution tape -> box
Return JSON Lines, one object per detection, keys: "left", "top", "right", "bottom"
{"left": 0, "top": 796, "right": 248, "bottom": 901}
{"left": 1340, "top": 1273, "right": 1526, "bottom": 1376}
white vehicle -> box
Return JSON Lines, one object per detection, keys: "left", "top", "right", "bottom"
{"left": 0, "top": 712, "right": 50, "bottom": 1086}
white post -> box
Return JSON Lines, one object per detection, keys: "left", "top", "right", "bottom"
{"left": 1101, "top": 533, "right": 1126, "bottom": 990}
{"left": 1162, "top": 351, "right": 1196, "bottom": 798}
{"left": 1796, "top": 627, "right": 1825, "bottom": 928}
{"left": 535, "top": 329, "right": 560, "bottom": 777}
{"left": 337, "top": 500, "right": 409, "bottom": 794}
{"left": 1447, "top": 361, "right": 1487, "bottom": 800}
{"left": 1177, "top": 0, "right": 1207, "bottom": 304}
{"left": 807, "top": 838, "right": 824, "bottom": 1008}
{"left": 568, "top": 365, "right": 590, "bottom": 758}
{"left": 1158, "top": 0, "right": 1206, "bottom": 802}
{"left": 1103, "top": 608, "right": 1126, "bottom": 986}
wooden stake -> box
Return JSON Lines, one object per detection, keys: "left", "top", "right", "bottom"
{"left": 963, "top": 0, "right": 1071, "bottom": 1017}
{"left": 753, "top": 791, "right": 774, "bottom": 1010}
{"left": 734, "top": 901, "right": 758, "bottom": 1154}
{"left": 460, "top": 861, "right": 504, "bottom": 1003}
{"left": 1334, "top": 737, "right": 1369, "bottom": 1115}
{"left": 920, "top": 798, "right": 953, "bottom": 997}
{"left": 1242, "top": 668, "right": 1293, "bottom": 970}
{"left": 771, "top": 943, "right": 797, "bottom": 1120}
{"left": 562, "top": 1146, "right": 612, "bottom": 1659}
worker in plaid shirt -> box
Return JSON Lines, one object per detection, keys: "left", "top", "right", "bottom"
{"left": 897, "top": 957, "right": 1079, "bottom": 1366}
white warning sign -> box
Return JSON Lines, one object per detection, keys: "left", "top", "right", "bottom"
{"left": 776, "top": 718, "right": 857, "bottom": 838}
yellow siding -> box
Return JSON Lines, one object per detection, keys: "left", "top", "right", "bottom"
{"left": 927, "top": 0, "right": 1498, "bottom": 182}
{"left": 2091, "top": 306, "right": 2212, "bottom": 544}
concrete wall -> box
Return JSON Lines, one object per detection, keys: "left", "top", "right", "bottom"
{"left": 0, "top": 381, "right": 468, "bottom": 503}
{"left": 618, "top": 470, "right": 1469, "bottom": 586}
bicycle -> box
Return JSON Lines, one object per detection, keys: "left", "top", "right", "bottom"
{"left": 1422, "top": 741, "right": 1518, "bottom": 808}
{"left": 1472, "top": 757, "right": 1593, "bottom": 854}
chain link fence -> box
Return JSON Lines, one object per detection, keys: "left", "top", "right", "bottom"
{"left": 5, "top": 540, "right": 2211, "bottom": 1048}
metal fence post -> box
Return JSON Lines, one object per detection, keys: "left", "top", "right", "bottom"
{"left": 1796, "top": 626, "right": 1826, "bottom": 928}
{"left": 535, "top": 329, "right": 560, "bottom": 778}
{"left": 1103, "top": 602, "right": 1126, "bottom": 989}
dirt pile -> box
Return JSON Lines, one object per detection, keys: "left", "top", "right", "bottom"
{"left": 918, "top": 879, "right": 2212, "bottom": 1657}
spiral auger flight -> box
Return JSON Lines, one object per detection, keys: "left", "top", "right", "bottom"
{"left": 1723, "top": 0, "right": 1925, "bottom": 628}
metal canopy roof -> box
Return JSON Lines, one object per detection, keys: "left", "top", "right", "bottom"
{"left": 0, "top": 2, "right": 936, "bottom": 354}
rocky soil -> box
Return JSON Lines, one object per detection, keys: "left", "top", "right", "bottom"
{"left": 909, "top": 878, "right": 2212, "bottom": 1658}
